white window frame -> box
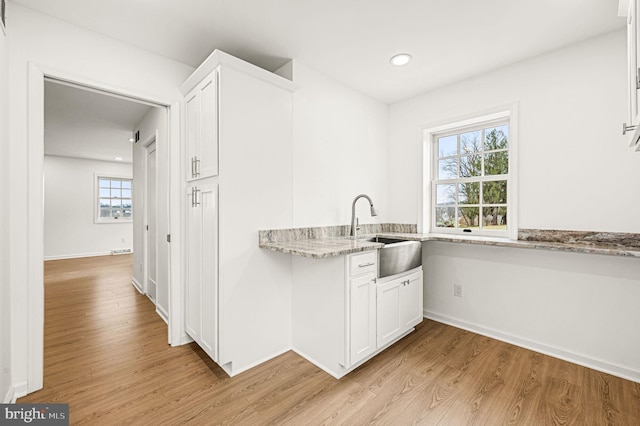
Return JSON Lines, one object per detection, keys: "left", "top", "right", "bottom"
{"left": 421, "top": 105, "right": 518, "bottom": 240}
{"left": 95, "top": 174, "right": 133, "bottom": 224}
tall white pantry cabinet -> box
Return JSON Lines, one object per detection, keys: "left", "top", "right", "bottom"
{"left": 180, "top": 50, "right": 295, "bottom": 376}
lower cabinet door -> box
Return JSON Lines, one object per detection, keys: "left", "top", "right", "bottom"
{"left": 400, "top": 270, "right": 423, "bottom": 330}
{"left": 349, "top": 273, "right": 377, "bottom": 365}
{"left": 376, "top": 277, "right": 402, "bottom": 348}
{"left": 185, "top": 183, "right": 219, "bottom": 362}
{"left": 377, "top": 269, "right": 424, "bottom": 348}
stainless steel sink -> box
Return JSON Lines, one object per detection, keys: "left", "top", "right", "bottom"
{"left": 365, "top": 237, "right": 422, "bottom": 278}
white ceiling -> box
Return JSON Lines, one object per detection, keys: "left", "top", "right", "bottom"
{"left": 44, "top": 80, "right": 152, "bottom": 163}
{"left": 11, "top": 0, "right": 626, "bottom": 104}
{"left": 22, "top": 0, "right": 627, "bottom": 162}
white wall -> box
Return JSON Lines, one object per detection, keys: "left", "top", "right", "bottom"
{"left": 8, "top": 3, "right": 194, "bottom": 394}
{"left": 43, "top": 155, "right": 133, "bottom": 259}
{"left": 389, "top": 30, "right": 640, "bottom": 380}
{"left": 291, "top": 61, "right": 389, "bottom": 227}
{"left": 389, "top": 30, "right": 640, "bottom": 231}
{"left": 133, "top": 107, "right": 170, "bottom": 317}
{"left": 0, "top": 22, "right": 13, "bottom": 402}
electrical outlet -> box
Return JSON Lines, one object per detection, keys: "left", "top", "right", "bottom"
{"left": 454, "top": 283, "right": 463, "bottom": 297}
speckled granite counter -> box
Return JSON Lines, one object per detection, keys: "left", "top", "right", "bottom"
{"left": 259, "top": 225, "right": 640, "bottom": 259}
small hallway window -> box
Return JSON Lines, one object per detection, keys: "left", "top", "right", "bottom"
{"left": 96, "top": 175, "right": 133, "bottom": 223}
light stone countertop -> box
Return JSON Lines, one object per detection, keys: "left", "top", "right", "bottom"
{"left": 259, "top": 225, "right": 640, "bottom": 259}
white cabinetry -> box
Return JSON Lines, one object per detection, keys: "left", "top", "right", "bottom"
{"left": 292, "top": 250, "right": 423, "bottom": 379}
{"left": 348, "top": 252, "right": 377, "bottom": 365}
{"left": 623, "top": 0, "right": 640, "bottom": 150}
{"left": 181, "top": 50, "right": 294, "bottom": 376}
{"left": 376, "top": 269, "right": 423, "bottom": 348}
{"left": 185, "top": 72, "right": 218, "bottom": 180}
{"left": 185, "top": 183, "right": 218, "bottom": 362}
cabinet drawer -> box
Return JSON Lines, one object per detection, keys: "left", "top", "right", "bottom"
{"left": 349, "top": 251, "right": 377, "bottom": 276}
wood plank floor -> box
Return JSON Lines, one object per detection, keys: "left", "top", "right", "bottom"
{"left": 19, "top": 255, "right": 640, "bottom": 425}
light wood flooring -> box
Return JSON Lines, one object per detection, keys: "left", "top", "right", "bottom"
{"left": 19, "top": 254, "right": 640, "bottom": 425}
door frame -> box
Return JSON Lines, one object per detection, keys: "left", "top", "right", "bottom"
{"left": 143, "top": 133, "right": 158, "bottom": 303}
{"left": 26, "top": 62, "right": 183, "bottom": 393}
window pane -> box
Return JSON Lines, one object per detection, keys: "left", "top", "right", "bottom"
{"left": 99, "top": 179, "right": 111, "bottom": 188}
{"left": 122, "top": 199, "right": 132, "bottom": 208}
{"left": 435, "top": 207, "right": 455, "bottom": 228}
{"left": 483, "top": 180, "right": 507, "bottom": 204}
{"left": 482, "top": 206, "right": 507, "bottom": 229}
{"left": 484, "top": 125, "right": 508, "bottom": 151}
{"left": 484, "top": 151, "right": 508, "bottom": 175}
{"left": 99, "top": 198, "right": 110, "bottom": 208}
{"left": 437, "top": 135, "right": 457, "bottom": 158}
{"left": 111, "top": 200, "right": 122, "bottom": 208}
{"left": 111, "top": 179, "right": 122, "bottom": 189}
{"left": 111, "top": 188, "right": 121, "bottom": 198}
{"left": 458, "top": 207, "right": 480, "bottom": 228}
{"left": 99, "top": 207, "right": 111, "bottom": 218}
{"left": 460, "top": 155, "right": 481, "bottom": 177}
{"left": 99, "top": 188, "right": 110, "bottom": 197}
{"left": 122, "top": 189, "right": 131, "bottom": 198}
{"left": 436, "top": 184, "right": 456, "bottom": 205}
{"left": 121, "top": 180, "right": 132, "bottom": 189}
{"left": 458, "top": 182, "right": 479, "bottom": 204}
{"left": 122, "top": 209, "right": 132, "bottom": 218}
{"left": 460, "top": 130, "right": 481, "bottom": 154}
{"left": 112, "top": 209, "right": 122, "bottom": 219}
{"left": 438, "top": 158, "right": 457, "bottom": 179}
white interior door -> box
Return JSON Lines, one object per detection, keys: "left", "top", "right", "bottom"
{"left": 147, "top": 141, "right": 157, "bottom": 302}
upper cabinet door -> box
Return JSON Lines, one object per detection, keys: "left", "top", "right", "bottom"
{"left": 186, "top": 71, "right": 219, "bottom": 181}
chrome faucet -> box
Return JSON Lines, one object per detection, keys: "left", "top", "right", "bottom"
{"left": 350, "top": 194, "right": 378, "bottom": 238}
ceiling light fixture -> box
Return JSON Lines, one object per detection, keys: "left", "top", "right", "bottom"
{"left": 128, "top": 137, "right": 135, "bottom": 142}
{"left": 114, "top": 157, "right": 123, "bottom": 161}
{"left": 390, "top": 53, "right": 412, "bottom": 66}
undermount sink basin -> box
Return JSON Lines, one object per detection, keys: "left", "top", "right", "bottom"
{"left": 365, "top": 236, "right": 406, "bottom": 245}
{"left": 363, "top": 236, "right": 422, "bottom": 278}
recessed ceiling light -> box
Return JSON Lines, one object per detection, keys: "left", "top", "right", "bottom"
{"left": 128, "top": 137, "right": 135, "bottom": 142}
{"left": 114, "top": 157, "right": 123, "bottom": 161}
{"left": 390, "top": 53, "right": 412, "bottom": 66}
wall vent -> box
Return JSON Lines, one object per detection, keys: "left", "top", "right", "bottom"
{"left": 111, "top": 248, "right": 133, "bottom": 255}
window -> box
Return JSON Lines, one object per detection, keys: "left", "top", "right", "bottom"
{"left": 96, "top": 176, "right": 133, "bottom": 223}
{"left": 426, "top": 110, "right": 515, "bottom": 238}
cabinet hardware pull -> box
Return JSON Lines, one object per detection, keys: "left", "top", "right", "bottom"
{"left": 359, "top": 262, "right": 374, "bottom": 267}
{"left": 623, "top": 123, "right": 637, "bottom": 135}
{"left": 191, "top": 157, "right": 196, "bottom": 178}
{"left": 191, "top": 187, "right": 195, "bottom": 207}
{"left": 194, "top": 187, "right": 201, "bottom": 206}
{"left": 636, "top": 69, "right": 640, "bottom": 90}
{"left": 195, "top": 157, "right": 201, "bottom": 177}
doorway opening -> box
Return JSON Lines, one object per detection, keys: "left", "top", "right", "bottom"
{"left": 25, "top": 64, "right": 180, "bottom": 394}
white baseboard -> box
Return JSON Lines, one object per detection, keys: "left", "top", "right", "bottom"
{"left": 131, "top": 278, "right": 143, "bottom": 294}
{"left": 3, "top": 385, "right": 16, "bottom": 403}
{"left": 12, "top": 381, "right": 27, "bottom": 399}
{"left": 175, "top": 333, "right": 194, "bottom": 346}
{"left": 424, "top": 310, "right": 640, "bottom": 384}
{"left": 156, "top": 305, "right": 169, "bottom": 325}
{"left": 44, "top": 251, "right": 111, "bottom": 261}
{"left": 224, "top": 348, "right": 291, "bottom": 378}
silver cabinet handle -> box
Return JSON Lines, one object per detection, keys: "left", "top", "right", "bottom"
{"left": 623, "top": 123, "right": 637, "bottom": 135}
{"left": 191, "top": 187, "right": 201, "bottom": 207}
{"left": 194, "top": 157, "right": 201, "bottom": 177}
{"left": 194, "top": 187, "right": 201, "bottom": 206}
{"left": 359, "top": 262, "right": 375, "bottom": 267}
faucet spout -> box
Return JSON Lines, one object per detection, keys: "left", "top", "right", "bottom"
{"left": 350, "top": 194, "right": 378, "bottom": 237}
